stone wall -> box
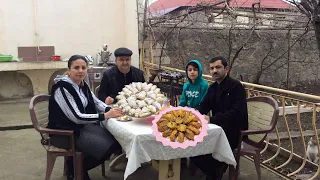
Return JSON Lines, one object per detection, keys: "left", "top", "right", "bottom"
{"left": 0, "top": 72, "right": 33, "bottom": 99}
{"left": 151, "top": 28, "right": 320, "bottom": 94}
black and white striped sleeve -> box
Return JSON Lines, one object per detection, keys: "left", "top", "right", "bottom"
{"left": 91, "top": 91, "right": 111, "bottom": 113}
{"left": 54, "top": 88, "right": 105, "bottom": 124}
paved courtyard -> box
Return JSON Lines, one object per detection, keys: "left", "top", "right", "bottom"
{"left": 0, "top": 98, "right": 284, "bottom": 180}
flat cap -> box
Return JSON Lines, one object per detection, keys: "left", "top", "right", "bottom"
{"left": 114, "top": 47, "right": 133, "bottom": 57}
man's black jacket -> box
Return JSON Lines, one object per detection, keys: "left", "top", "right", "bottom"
{"left": 197, "top": 75, "right": 248, "bottom": 149}
{"left": 98, "top": 66, "right": 145, "bottom": 103}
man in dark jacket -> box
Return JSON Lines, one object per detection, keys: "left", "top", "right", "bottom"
{"left": 98, "top": 47, "right": 145, "bottom": 104}
{"left": 191, "top": 56, "right": 248, "bottom": 180}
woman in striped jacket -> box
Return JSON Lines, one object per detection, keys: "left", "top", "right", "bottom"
{"left": 48, "top": 55, "right": 123, "bottom": 180}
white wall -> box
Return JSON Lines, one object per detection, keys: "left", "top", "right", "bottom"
{"left": 124, "top": 0, "right": 140, "bottom": 67}
{"left": 0, "top": 0, "right": 140, "bottom": 67}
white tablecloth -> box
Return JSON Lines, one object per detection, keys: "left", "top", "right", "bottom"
{"left": 101, "top": 117, "right": 236, "bottom": 180}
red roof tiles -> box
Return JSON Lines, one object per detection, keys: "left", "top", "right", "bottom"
{"left": 149, "top": 0, "right": 293, "bottom": 12}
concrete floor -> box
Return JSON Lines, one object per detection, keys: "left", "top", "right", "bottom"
{"left": 0, "top": 98, "right": 285, "bottom": 180}
{"left": 0, "top": 98, "right": 31, "bottom": 127}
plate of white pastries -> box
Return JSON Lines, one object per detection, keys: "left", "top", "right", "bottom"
{"left": 116, "top": 115, "right": 132, "bottom": 122}
{"left": 114, "top": 82, "right": 168, "bottom": 119}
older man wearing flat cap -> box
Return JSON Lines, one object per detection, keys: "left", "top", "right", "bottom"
{"left": 98, "top": 47, "right": 145, "bottom": 105}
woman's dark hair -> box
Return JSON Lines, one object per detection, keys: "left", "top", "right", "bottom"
{"left": 187, "top": 62, "right": 199, "bottom": 69}
{"left": 210, "top": 56, "right": 228, "bottom": 67}
{"left": 68, "top": 55, "right": 88, "bottom": 68}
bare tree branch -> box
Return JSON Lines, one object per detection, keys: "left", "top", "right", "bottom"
{"left": 300, "top": 0, "right": 314, "bottom": 14}
{"left": 262, "top": 31, "right": 309, "bottom": 71}
{"left": 144, "top": 0, "right": 319, "bottom": 88}
{"left": 228, "top": 2, "right": 260, "bottom": 72}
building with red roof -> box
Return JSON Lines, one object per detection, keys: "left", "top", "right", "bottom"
{"left": 149, "top": 0, "right": 294, "bottom": 15}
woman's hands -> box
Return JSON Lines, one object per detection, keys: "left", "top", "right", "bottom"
{"left": 104, "top": 108, "right": 123, "bottom": 119}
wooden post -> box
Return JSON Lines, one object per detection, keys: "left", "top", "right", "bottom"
{"left": 286, "top": 30, "right": 291, "bottom": 89}
{"left": 147, "top": 29, "right": 154, "bottom": 79}
{"left": 149, "top": 28, "right": 154, "bottom": 64}
{"left": 140, "top": 41, "right": 145, "bottom": 70}
{"left": 152, "top": 160, "right": 159, "bottom": 170}
{"left": 158, "top": 159, "right": 181, "bottom": 180}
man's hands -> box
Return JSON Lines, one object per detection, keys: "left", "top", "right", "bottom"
{"left": 104, "top": 108, "right": 123, "bottom": 119}
{"left": 105, "top": 96, "right": 114, "bottom": 105}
